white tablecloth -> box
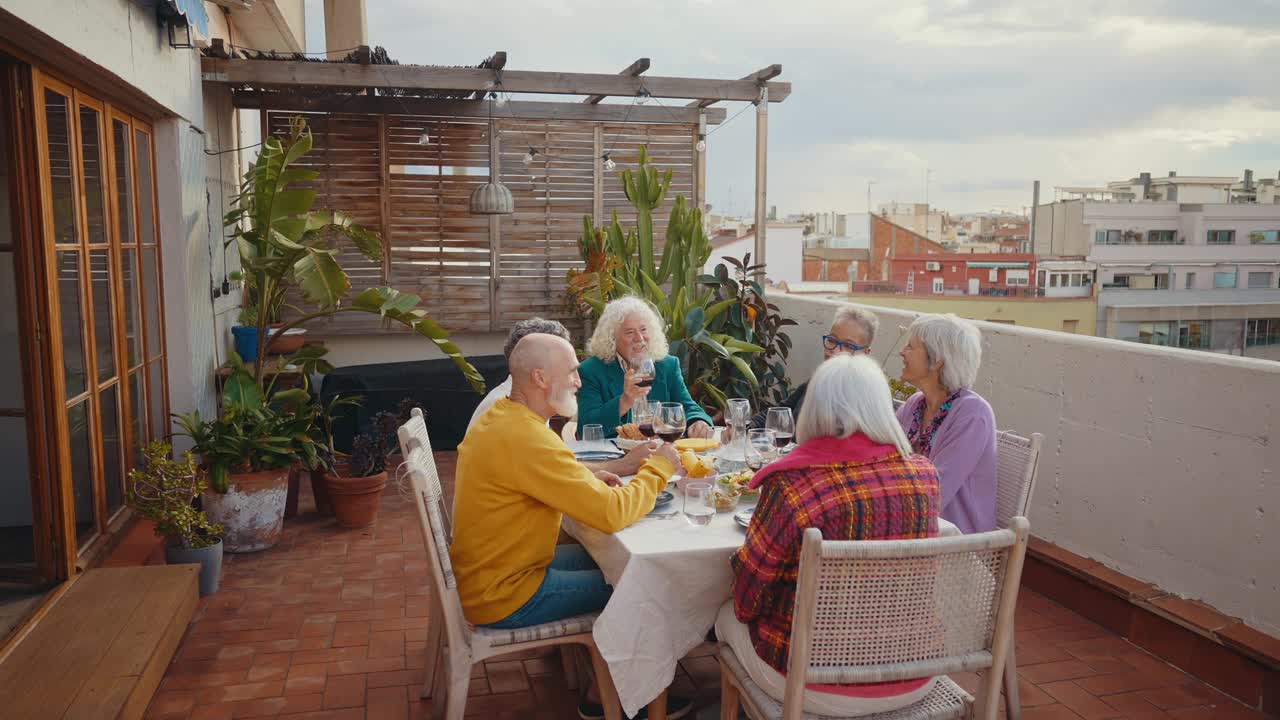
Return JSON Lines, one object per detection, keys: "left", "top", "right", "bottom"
{"left": 562, "top": 454, "right": 958, "bottom": 716}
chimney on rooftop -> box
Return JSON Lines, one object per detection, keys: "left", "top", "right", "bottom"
{"left": 1244, "top": 169, "right": 1254, "bottom": 191}
{"left": 1168, "top": 171, "right": 1176, "bottom": 177}
{"left": 1139, "top": 172, "right": 1152, "bottom": 200}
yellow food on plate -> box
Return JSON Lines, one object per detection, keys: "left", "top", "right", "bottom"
{"left": 679, "top": 450, "right": 716, "bottom": 478}
{"left": 674, "top": 438, "right": 720, "bottom": 452}
{"left": 710, "top": 488, "right": 740, "bottom": 512}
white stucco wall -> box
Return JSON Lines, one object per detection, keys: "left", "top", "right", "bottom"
{"left": 773, "top": 293, "right": 1280, "bottom": 637}
{"left": 705, "top": 226, "right": 805, "bottom": 285}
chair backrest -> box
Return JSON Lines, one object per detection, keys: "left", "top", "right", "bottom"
{"left": 404, "top": 445, "right": 472, "bottom": 650}
{"left": 782, "top": 518, "right": 1030, "bottom": 720}
{"left": 995, "top": 430, "right": 1043, "bottom": 528}
{"left": 398, "top": 408, "right": 452, "bottom": 538}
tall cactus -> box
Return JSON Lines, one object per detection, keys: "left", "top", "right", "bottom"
{"left": 619, "top": 146, "right": 672, "bottom": 277}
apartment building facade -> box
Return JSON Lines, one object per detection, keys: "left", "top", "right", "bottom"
{"left": 1035, "top": 175, "right": 1280, "bottom": 360}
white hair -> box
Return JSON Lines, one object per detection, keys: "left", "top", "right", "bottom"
{"left": 907, "top": 313, "right": 983, "bottom": 391}
{"left": 587, "top": 296, "right": 670, "bottom": 362}
{"left": 832, "top": 304, "right": 880, "bottom": 343}
{"left": 796, "top": 354, "right": 913, "bottom": 457}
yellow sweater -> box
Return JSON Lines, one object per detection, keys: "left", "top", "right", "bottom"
{"left": 451, "top": 398, "right": 674, "bottom": 624}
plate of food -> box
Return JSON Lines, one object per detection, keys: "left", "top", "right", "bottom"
{"left": 652, "top": 490, "right": 674, "bottom": 510}
{"left": 716, "top": 470, "right": 759, "bottom": 504}
{"left": 733, "top": 506, "right": 755, "bottom": 528}
{"left": 614, "top": 423, "right": 653, "bottom": 450}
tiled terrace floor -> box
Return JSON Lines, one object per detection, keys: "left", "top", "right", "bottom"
{"left": 144, "top": 453, "right": 1264, "bottom": 720}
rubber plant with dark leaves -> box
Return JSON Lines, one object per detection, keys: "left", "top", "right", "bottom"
{"left": 347, "top": 410, "right": 399, "bottom": 478}
{"left": 688, "top": 253, "right": 796, "bottom": 410}
{"left": 225, "top": 115, "right": 483, "bottom": 393}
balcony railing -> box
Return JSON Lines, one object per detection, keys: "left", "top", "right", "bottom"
{"left": 848, "top": 282, "right": 1044, "bottom": 298}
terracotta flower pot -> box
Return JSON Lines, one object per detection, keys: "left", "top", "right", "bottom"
{"left": 202, "top": 469, "right": 290, "bottom": 553}
{"left": 265, "top": 327, "right": 307, "bottom": 354}
{"left": 310, "top": 467, "right": 335, "bottom": 516}
{"left": 325, "top": 470, "right": 388, "bottom": 528}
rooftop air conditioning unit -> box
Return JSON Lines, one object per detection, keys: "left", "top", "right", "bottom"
{"left": 925, "top": 261, "right": 942, "bottom": 271}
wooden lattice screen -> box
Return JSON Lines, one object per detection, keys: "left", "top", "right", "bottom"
{"left": 266, "top": 111, "right": 697, "bottom": 335}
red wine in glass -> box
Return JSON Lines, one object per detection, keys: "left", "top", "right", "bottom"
{"left": 772, "top": 432, "right": 793, "bottom": 449}
{"left": 638, "top": 423, "right": 656, "bottom": 438}
{"left": 636, "top": 378, "right": 654, "bottom": 388}
{"left": 657, "top": 429, "right": 683, "bottom": 444}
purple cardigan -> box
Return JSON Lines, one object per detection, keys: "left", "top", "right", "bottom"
{"left": 896, "top": 390, "right": 997, "bottom": 534}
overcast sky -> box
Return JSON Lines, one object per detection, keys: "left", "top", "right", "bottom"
{"left": 304, "top": 0, "right": 1280, "bottom": 216}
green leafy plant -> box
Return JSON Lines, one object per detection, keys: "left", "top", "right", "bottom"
{"left": 347, "top": 410, "right": 399, "bottom": 477}
{"left": 225, "top": 115, "right": 482, "bottom": 393}
{"left": 312, "top": 393, "right": 362, "bottom": 474}
{"left": 175, "top": 360, "right": 320, "bottom": 494}
{"left": 685, "top": 253, "right": 796, "bottom": 409}
{"left": 564, "top": 147, "right": 770, "bottom": 409}
{"left": 128, "top": 442, "right": 223, "bottom": 549}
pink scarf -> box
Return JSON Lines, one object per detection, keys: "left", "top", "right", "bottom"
{"left": 748, "top": 433, "right": 900, "bottom": 489}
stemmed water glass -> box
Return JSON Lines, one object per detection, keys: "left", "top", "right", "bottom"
{"left": 765, "top": 407, "right": 795, "bottom": 452}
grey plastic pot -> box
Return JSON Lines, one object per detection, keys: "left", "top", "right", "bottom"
{"left": 165, "top": 538, "right": 224, "bottom": 596}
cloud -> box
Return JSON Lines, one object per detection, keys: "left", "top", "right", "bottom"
{"left": 306, "top": 0, "right": 1280, "bottom": 213}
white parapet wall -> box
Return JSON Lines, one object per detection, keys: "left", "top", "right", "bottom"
{"left": 773, "top": 293, "right": 1280, "bottom": 637}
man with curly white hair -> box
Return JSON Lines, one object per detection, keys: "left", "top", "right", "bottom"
{"left": 577, "top": 296, "right": 714, "bottom": 439}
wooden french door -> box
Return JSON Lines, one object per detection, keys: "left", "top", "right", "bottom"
{"left": 27, "top": 68, "right": 171, "bottom": 572}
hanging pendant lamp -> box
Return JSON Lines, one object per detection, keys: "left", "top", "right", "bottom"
{"left": 470, "top": 92, "right": 514, "bottom": 215}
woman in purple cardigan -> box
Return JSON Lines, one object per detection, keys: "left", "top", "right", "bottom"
{"left": 895, "top": 314, "right": 998, "bottom": 533}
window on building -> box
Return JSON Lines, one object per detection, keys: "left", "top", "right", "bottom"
{"left": 1214, "top": 271, "right": 1237, "bottom": 288}
{"left": 1105, "top": 274, "right": 1130, "bottom": 288}
{"left": 1248, "top": 271, "right": 1273, "bottom": 289}
{"left": 1062, "top": 319, "right": 1079, "bottom": 333}
{"left": 1154, "top": 274, "right": 1170, "bottom": 290}
{"left": 932, "top": 278, "right": 944, "bottom": 294}
{"left": 1070, "top": 273, "right": 1083, "bottom": 287}
{"left": 1207, "top": 230, "right": 1235, "bottom": 244}
{"left": 1246, "top": 318, "right": 1280, "bottom": 347}
{"left": 1249, "top": 230, "right": 1280, "bottom": 244}
{"left": 1049, "top": 274, "right": 1059, "bottom": 287}
{"left": 1177, "top": 321, "right": 1210, "bottom": 350}
{"left": 988, "top": 268, "right": 999, "bottom": 282}
{"left": 1006, "top": 269, "right": 1029, "bottom": 286}
{"left": 1147, "top": 230, "right": 1178, "bottom": 244}
{"left": 1095, "top": 229, "right": 1123, "bottom": 244}
{"left": 1130, "top": 275, "right": 1157, "bottom": 290}
{"left": 1185, "top": 272, "right": 1196, "bottom": 289}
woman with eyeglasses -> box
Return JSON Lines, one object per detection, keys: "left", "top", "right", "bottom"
{"left": 735, "top": 305, "right": 879, "bottom": 434}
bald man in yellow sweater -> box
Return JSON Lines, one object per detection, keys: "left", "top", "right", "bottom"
{"left": 451, "top": 333, "right": 678, "bottom": 630}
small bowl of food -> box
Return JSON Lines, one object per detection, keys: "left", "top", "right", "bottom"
{"left": 716, "top": 471, "right": 759, "bottom": 502}
{"left": 709, "top": 487, "right": 741, "bottom": 513}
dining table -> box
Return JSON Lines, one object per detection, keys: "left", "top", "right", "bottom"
{"left": 562, "top": 439, "right": 961, "bottom": 717}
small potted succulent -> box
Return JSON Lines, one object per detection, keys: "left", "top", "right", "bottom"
{"left": 325, "top": 410, "right": 398, "bottom": 528}
{"left": 128, "top": 442, "right": 225, "bottom": 595}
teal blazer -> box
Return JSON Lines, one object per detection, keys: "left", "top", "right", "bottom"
{"left": 576, "top": 355, "right": 712, "bottom": 438}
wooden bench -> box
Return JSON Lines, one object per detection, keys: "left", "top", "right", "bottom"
{"left": 0, "top": 565, "right": 198, "bottom": 719}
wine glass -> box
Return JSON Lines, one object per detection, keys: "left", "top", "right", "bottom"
{"left": 765, "top": 407, "right": 795, "bottom": 452}
{"left": 746, "top": 429, "right": 775, "bottom": 470}
{"left": 683, "top": 482, "right": 714, "bottom": 527}
{"left": 633, "top": 356, "right": 657, "bottom": 388}
{"left": 632, "top": 399, "right": 655, "bottom": 439}
{"left": 657, "top": 402, "right": 686, "bottom": 444}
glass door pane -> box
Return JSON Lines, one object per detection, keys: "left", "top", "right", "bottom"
{"left": 44, "top": 90, "right": 76, "bottom": 246}
{"left": 100, "top": 385, "right": 123, "bottom": 516}
{"left": 67, "top": 401, "right": 94, "bottom": 542}
{"left": 56, "top": 251, "right": 86, "bottom": 398}
{"left": 78, "top": 106, "right": 106, "bottom": 246}
{"left": 89, "top": 249, "right": 116, "bottom": 383}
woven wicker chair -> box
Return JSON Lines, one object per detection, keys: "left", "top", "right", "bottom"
{"left": 718, "top": 518, "right": 1030, "bottom": 720}
{"left": 400, "top": 446, "right": 622, "bottom": 720}
{"left": 993, "top": 431, "right": 1042, "bottom": 720}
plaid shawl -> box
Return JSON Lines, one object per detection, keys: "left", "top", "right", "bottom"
{"left": 729, "top": 434, "right": 941, "bottom": 673}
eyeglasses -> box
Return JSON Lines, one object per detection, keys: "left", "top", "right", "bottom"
{"left": 822, "top": 335, "right": 869, "bottom": 353}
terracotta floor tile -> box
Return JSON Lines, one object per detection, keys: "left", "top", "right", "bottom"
{"left": 1100, "top": 690, "right": 1174, "bottom": 719}
{"left": 322, "top": 673, "right": 366, "bottom": 709}
{"left": 196, "top": 680, "right": 286, "bottom": 705}
{"left": 231, "top": 693, "right": 323, "bottom": 718}
{"left": 331, "top": 621, "right": 370, "bottom": 648}
{"left": 1139, "top": 683, "right": 1229, "bottom": 710}
{"left": 367, "top": 669, "right": 425, "bottom": 689}
{"left": 1167, "top": 704, "right": 1266, "bottom": 719}
{"left": 1023, "top": 705, "right": 1086, "bottom": 720}
{"left": 369, "top": 629, "right": 406, "bottom": 658}
{"left": 1039, "top": 680, "right": 1123, "bottom": 720}
{"left": 328, "top": 656, "right": 405, "bottom": 676}
{"left": 1075, "top": 672, "right": 1171, "bottom": 696}
{"left": 486, "top": 659, "right": 531, "bottom": 694}
{"left": 189, "top": 704, "right": 235, "bottom": 720}
{"left": 366, "top": 685, "right": 410, "bottom": 720}
{"left": 1020, "top": 660, "right": 1102, "bottom": 685}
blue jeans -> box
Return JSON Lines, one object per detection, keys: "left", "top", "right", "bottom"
{"left": 481, "top": 544, "right": 612, "bottom": 629}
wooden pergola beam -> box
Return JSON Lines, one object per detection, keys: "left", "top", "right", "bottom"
{"left": 583, "top": 58, "right": 650, "bottom": 104}
{"left": 472, "top": 51, "right": 507, "bottom": 99}
{"left": 231, "top": 91, "right": 727, "bottom": 124}
{"left": 687, "top": 64, "right": 783, "bottom": 108}
{"left": 201, "top": 58, "right": 791, "bottom": 103}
